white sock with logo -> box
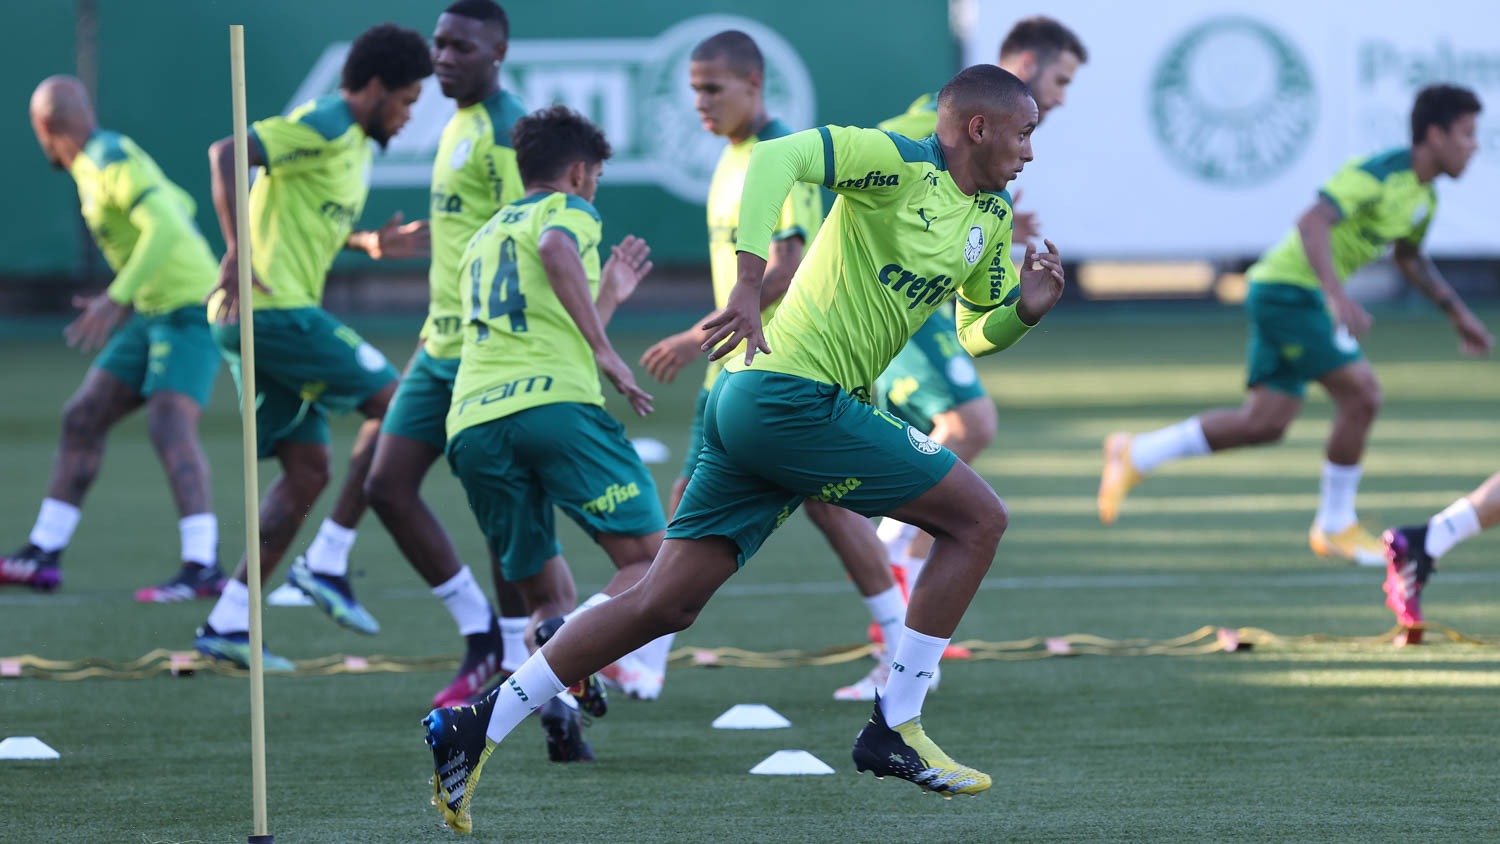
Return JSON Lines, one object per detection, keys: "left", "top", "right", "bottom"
{"left": 431, "top": 566, "right": 493, "bottom": 636}
{"left": 864, "top": 586, "right": 907, "bottom": 654}
{"left": 29, "top": 498, "right": 81, "bottom": 553}
{"left": 1130, "top": 418, "right": 1211, "bottom": 474}
{"left": 304, "top": 518, "right": 356, "bottom": 577}
{"left": 1316, "top": 461, "right": 1363, "bottom": 534}
{"left": 499, "top": 617, "right": 529, "bottom": 671}
{"left": 206, "top": 578, "right": 251, "bottom": 634}
{"left": 1426, "top": 498, "right": 1481, "bottom": 561}
{"left": 631, "top": 632, "right": 675, "bottom": 676}
{"left": 179, "top": 513, "right": 218, "bottom": 566}
{"left": 880, "top": 626, "right": 948, "bottom": 726}
{"left": 485, "top": 653, "right": 566, "bottom": 743}
{"left": 876, "top": 518, "right": 918, "bottom": 563}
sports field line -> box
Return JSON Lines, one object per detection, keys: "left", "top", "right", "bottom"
{"left": 6, "top": 569, "right": 1499, "bottom": 608}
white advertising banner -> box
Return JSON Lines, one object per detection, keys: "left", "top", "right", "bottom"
{"left": 963, "top": 0, "right": 1500, "bottom": 258}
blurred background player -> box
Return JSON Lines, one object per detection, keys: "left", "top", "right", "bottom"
{"left": 194, "top": 24, "right": 433, "bottom": 669}
{"left": 424, "top": 66, "right": 1067, "bottom": 833}
{"left": 1382, "top": 470, "right": 1500, "bottom": 643}
{"left": 870, "top": 15, "right": 1086, "bottom": 607}
{"left": 362, "top": 0, "right": 530, "bottom": 710}
{"left": 444, "top": 103, "right": 659, "bottom": 760}
{"left": 4, "top": 76, "right": 224, "bottom": 601}
{"left": 1099, "top": 85, "right": 1492, "bottom": 565}
{"left": 637, "top": 30, "right": 909, "bottom": 702}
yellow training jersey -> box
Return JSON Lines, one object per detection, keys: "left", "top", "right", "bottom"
{"left": 247, "top": 94, "right": 372, "bottom": 310}
{"left": 1249, "top": 148, "right": 1437, "bottom": 290}
{"left": 447, "top": 192, "right": 606, "bottom": 437}
{"left": 68, "top": 131, "right": 217, "bottom": 314}
{"left": 424, "top": 89, "right": 526, "bottom": 359}
{"left": 703, "top": 117, "right": 823, "bottom": 388}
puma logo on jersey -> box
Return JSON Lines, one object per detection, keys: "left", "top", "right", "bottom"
{"left": 877, "top": 263, "right": 955, "bottom": 310}
{"left": 837, "top": 170, "right": 900, "bottom": 189}
{"left": 917, "top": 208, "right": 936, "bottom": 231}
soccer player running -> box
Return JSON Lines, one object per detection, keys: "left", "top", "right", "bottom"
{"left": 363, "top": 0, "right": 530, "bottom": 710}
{"left": 4, "top": 77, "right": 225, "bottom": 600}
{"left": 194, "top": 24, "right": 433, "bottom": 670}
{"left": 426, "top": 65, "right": 1066, "bottom": 833}
{"left": 442, "top": 105, "right": 658, "bottom": 762}
{"left": 1382, "top": 471, "right": 1500, "bottom": 643}
{"left": 871, "top": 15, "right": 1086, "bottom": 606}
{"left": 1099, "top": 85, "right": 1492, "bottom": 565}
{"left": 637, "top": 30, "right": 908, "bottom": 703}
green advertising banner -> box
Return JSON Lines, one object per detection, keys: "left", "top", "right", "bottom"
{"left": 3, "top": 0, "right": 955, "bottom": 279}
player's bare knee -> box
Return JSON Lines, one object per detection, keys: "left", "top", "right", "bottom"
{"left": 145, "top": 397, "right": 197, "bottom": 451}
{"left": 362, "top": 466, "right": 412, "bottom": 515}
{"left": 284, "top": 456, "right": 331, "bottom": 500}
{"left": 60, "top": 394, "right": 105, "bottom": 444}
{"left": 635, "top": 587, "right": 703, "bottom": 636}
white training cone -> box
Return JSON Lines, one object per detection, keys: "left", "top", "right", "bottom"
{"left": 630, "top": 437, "right": 671, "bottom": 464}
{"left": 0, "top": 737, "right": 60, "bottom": 760}
{"left": 750, "top": 750, "right": 835, "bottom": 775}
{"left": 266, "top": 582, "right": 314, "bottom": 607}
{"left": 712, "top": 704, "right": 791, "bottom": 730}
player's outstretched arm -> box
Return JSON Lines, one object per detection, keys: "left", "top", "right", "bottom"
{"left": 956, "top": 240, "right": 1065, "bottom": 358}
{"left": 1393, "top": 241, "right": 1493, "bottom": 356}
{"left": 206, "top": 135, "right": 271, "bottom": 323}
{"left": 596, "top": 235, "right": 653, "bottom": 325}
{"left": 537, "top": 229, "right": 653, "bottom": 416}
{"left": 348, "top": 211, "right": 430, "bottom": 259}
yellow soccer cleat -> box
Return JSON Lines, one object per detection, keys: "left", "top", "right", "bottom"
{"left": 1098, "top": 432, "right": 1145, "bottom": 525}
{"left": 852, "top": 697, "right": 990, "bottom": 797}
{"left": 423, "top": 693, "right": 499, "bottom": 834}
{"left": 1309, "top": 523, "right": 1387, "bottom": 567}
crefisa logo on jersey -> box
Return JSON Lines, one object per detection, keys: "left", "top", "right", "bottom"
{"left": 286, "top": 16, "right": 815, "bottom": 203}
{"left": 1150, "top": 17, "right": 1317, "bottom": 186}
{"left": 963, "top": 226, "right": 985, "bottom": 265}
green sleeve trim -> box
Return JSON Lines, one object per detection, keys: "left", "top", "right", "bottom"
{"left": 771, "top": 225, "right": 806, "bottom": 242}
{"left": 296, "top": 94, "right": 356, "bottom": 140}
{"left": 817, "top": 127, "right": 835, "bottom": 188}
{"left": 883, "top": 132, "right": 945, "bottom": 169}
{"left": 541, "top": 225, "right": 580, "bottom": 247}
{"left": 956, "top": 296, "right": 1000, "bottom": 313}
{"left": 1316, "top": 189, "right": 1347, "bottom": 221}
{"left": 485, "top": 89, "right": 527, "bottom": 148}
{"left": 562, "top": 194, "right": 601, "bottom": 222}
{"left": 81, "top": 131, "right": 129, "bottom": 168}
{"left": 247, "top": 127, "right": 268, "bottom": 171}
{"left": 127, "top": 185, "right": 160, "bottom": 214}
{"left": 1357, "top": 147, "right": 1412, "bottom": 181}
{"left": 757, "top": 118, "right": 792, "bottom": 142}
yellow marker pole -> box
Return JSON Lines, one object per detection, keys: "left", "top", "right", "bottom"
{"left": 230, "top": 24, "right": 274, "bottom": 844}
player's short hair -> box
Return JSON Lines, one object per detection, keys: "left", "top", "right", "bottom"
{"left": 690, "top": 30, "right": 764, "bottom": 78}
{"left": 1411, "top": 84, "right": 1482, "bottom": 145}
{"left": 999, "top": 16, "right": 1088, "bottom": 69}
{"left": 342, "top": 23, "right": 434, "bottom": 93}
{"left": 444, "top": 0, "right": 509, "bottom": 41}
{"left": 513, "top": 104, "right": 613, "bottom": 185}
{"left": 937, "top": 64, "right": 1033, "bottom": 120}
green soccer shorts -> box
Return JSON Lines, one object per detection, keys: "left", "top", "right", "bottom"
{"left": 668, "top": 369, "right": 958, "bottom": 566}
{"left": 1245, "top": 281, "right": 1365, "bottom": 398}
{"left": 874, "top": 306, "right": 987, "bottom": 433}
{"left": 95, "top": 305, "right": 220, "bottom": 407}
{"left": 381, "top": 347, "right": 459, "bottom": 450}
{"left": 213, "top": 307, "right": 398, "bottom": 458}
{"left": 446, "top": 402, "right": 666, "bottom": 582}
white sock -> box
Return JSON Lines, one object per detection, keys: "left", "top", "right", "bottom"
{"left": 431, "top": 566, "right": 493, "bottom": 636}
{"left": 880, "top": 626, "right": 947, "bottom": 726}
{"left": 1315, "top": 461, "right": 1363, "bottom": 534}
{"left": 485, "top": 653, "right": 566, "bottom": 743}
{"left": 29, "top": 498, "right": 81, "bottom": 553}
{"left": 304, "top": 519, "right": 356, "bottom": 576}
{"left": 207, "top": 578, "right": 251, "bottom": 634}
{"left": 179, "top": 513, "right": 218, "bottom": 566}
{"left": 876, "top": 518, "right": 918, "bottom": 563}
{"left": 564, "top": 591, "right": 611, "bottom": 623}
{"left": 499, "top": 617, "right": 529, "bottom": 671}
{"left": 864, "top": 586, "right": 907, "bottom": 654}
{"left": 1130, "top": 418, "right": 1211, "bottom": 474}
{"left": 1426, "top": 498, "right": 1482, "bottom": 560}
{"left": 631, "top": 632, "right": 676, "bottom": 675}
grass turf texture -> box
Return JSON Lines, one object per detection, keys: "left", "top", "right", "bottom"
{"left": 2, "top": 305, "right": 1498, "bottom": 842}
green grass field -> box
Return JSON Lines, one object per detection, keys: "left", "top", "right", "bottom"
{"left": 3, "top": 305, "right": 1499, "bottom": 843}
